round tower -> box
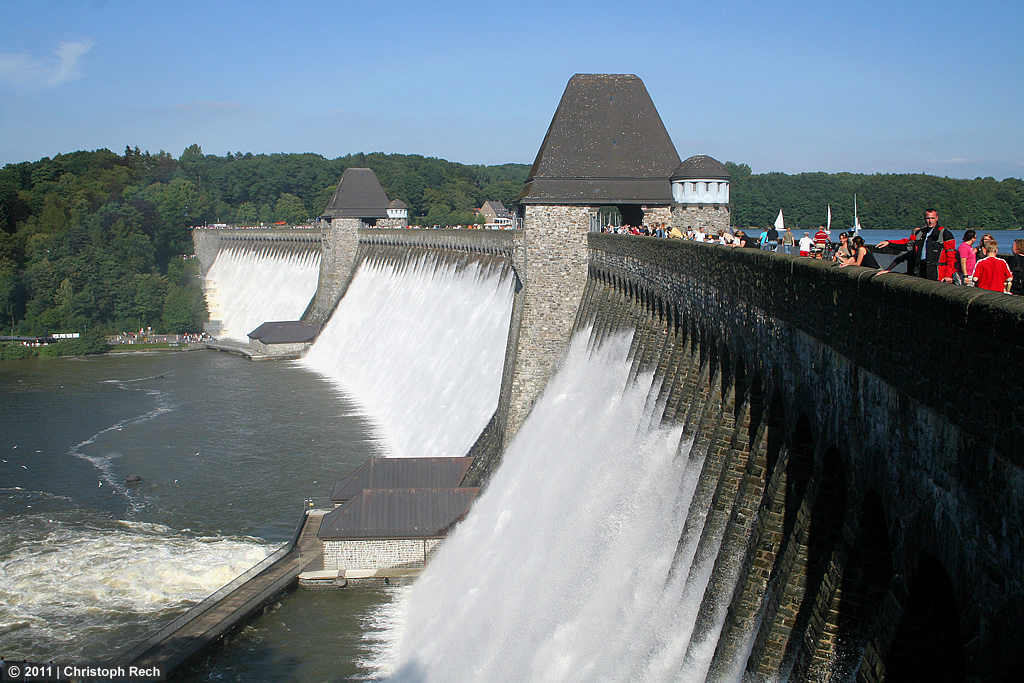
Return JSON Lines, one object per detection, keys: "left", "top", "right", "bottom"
{"left": 670, "top": 154, "right": 731, "bottom": 234}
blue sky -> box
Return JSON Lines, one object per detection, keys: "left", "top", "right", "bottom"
{"left": 2, "top": 0, "right": 1022, "bottom": 179}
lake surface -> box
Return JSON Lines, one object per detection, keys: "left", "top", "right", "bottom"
{"left": 0, "top": 350, "right": 397, "bottom": 680}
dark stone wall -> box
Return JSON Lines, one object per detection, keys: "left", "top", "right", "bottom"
{"left": 581, "top": 233, "right": 1024, "bottom": 681}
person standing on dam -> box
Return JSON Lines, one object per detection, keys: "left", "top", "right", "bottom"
{"left": 877, "top": 209, "right": 956, "bottom": 281}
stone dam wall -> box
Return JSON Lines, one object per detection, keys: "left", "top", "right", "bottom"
{"left": 544, "top": 234, "right": 1022, "bottom": 682}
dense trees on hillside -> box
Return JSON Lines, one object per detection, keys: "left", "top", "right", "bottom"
{"left": 726, "top": 162, "right": 1024, "bottom": 231}
{"left": 1, "top": 145, "right": 1021, "bottom": 340}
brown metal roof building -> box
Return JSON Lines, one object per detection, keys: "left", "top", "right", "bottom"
{"left": 247, "top": 320, "right": 321, "bottom": 344}
{"left": 329, "top": 456, "right": 473, "bottom": 505}
{"left": 318, "top": 487, "right": 480, "bottom": 540}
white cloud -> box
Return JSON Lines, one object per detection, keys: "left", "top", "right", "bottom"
{"left": 0, "top": 39, "right": 95, "bottom": 87}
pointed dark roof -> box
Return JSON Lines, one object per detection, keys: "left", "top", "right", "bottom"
{"left": 330, "top": 457, "right": 473, "bottom": 503}
{"left": 323, "top": 167, "right": 390, "bottom": 219}
{"left": 518, "top": 74, "right": 680, "bottom": 205}
{"left": 318, "top": 487, "right": 480, "bottom": 539}
{"left": 671, "top": 155, "right": 730, "bottom": 181}
{"left": 247, "top": 320, "right": 321, "bottom": 344}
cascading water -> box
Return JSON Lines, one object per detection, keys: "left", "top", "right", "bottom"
{"left": 375, "top": 328, "right": 743, "bottom": 682}
{"left": 203, "top": 242, "right": 321, "bottom": 341}
{"left": 303, "top": 252, "right": 515, "bottom": 459}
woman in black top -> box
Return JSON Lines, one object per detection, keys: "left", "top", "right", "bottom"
{"left": 840, "top": 236, "right": 880, "bottom": 269}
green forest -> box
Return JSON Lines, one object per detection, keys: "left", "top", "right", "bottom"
{"left": 1, "top": 145, "right": 1022, "bottom": 343}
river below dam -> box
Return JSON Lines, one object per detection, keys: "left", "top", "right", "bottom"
{"left": 0, "top": 349, "right": 397, "bottom": 680}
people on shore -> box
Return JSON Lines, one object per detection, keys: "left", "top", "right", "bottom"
{"left": 971, "top": 240, "right": 1013, "bottom": 293}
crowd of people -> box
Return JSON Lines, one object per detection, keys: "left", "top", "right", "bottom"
{"left": 873, "top": 210, "right": 1022, "bottom": 294}
{"left": 602, "top": 209, "right": 1023, "bottom": 296}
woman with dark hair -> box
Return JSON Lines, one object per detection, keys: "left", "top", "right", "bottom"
{"left": 839, "top": 236, "right": 880, "bottom": 269}
{"left": 1007, "top": 238, "right": 1024, "bottom": 296}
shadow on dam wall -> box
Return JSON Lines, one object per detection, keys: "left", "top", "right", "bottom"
{"left": 467, "top": 233, "right": 1023, "bottom": 682}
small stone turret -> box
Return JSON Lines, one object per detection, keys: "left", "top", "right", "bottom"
{"left": 670, "top": 154, "right": 731, "bottom": 234}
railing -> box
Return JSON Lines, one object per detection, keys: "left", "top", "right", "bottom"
{"left": 111, "top": 508, "right": 309, "bottom": 667}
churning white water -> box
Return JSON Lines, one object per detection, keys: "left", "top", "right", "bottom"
{"left": 0, "top": 509, "right": 272, "bottom": 660}
{"left": 203, "top": 244, "right": 320, "bottom": 340}
{"left": 303, "top": 254, "right": 514, "bottom": 459}
{"left": 378, "top": 329, "right": 734, "bottom": 682}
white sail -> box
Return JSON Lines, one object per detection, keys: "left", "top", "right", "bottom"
{"left": 853, "top": 194, "right": 862, "bottom": 234}
{"left": 774, "top": 209, "right": 785, "bottom": 232}
{"left": 827, "top": 204, "right": 832, "bottom": 232}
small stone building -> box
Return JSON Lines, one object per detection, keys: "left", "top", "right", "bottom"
{"left": 247, "top": 320, "right": 321, "bottom": 356}
{"left": 320, "top": 457, "right": 477, "bottom": 571}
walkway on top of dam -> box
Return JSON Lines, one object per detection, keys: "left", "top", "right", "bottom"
{"left": 112, "top": 510, "right": 326, "bottom": 677}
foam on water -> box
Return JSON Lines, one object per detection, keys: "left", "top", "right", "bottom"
{"left": 379, "top": 329, "right": 731, "bottom": 682}
{"left": 303, "top": 254, "right": 515, "bottom": 459}
{"left": 0, "top": 507, "right": 273, "bottom": 660}
{"left": 203, "top": 244, "right": 321, "bottom": 341}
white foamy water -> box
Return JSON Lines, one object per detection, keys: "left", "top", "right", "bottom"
{"left": 203, "top": 243, "right": 321, "bottom": 340}
{"left": 303, "top": 254, "right": 515, "bottom": 459}
{"left": 377, "top": 329, "right": 740, "bottom": 682}
{"left": 0, "top": 511, "right": 272, "bottom": 660}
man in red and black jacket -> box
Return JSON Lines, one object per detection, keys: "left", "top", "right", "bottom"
{"left": 877, "top": 209, "right": 956, "bottom": 281}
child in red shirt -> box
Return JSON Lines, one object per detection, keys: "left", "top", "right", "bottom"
{"left": 972, "top": 241, "right": 1013, "bottom": 293}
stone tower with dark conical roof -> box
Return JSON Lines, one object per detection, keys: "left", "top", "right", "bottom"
{"left": 500, "top": 74, "right": 681, "bottom": 442}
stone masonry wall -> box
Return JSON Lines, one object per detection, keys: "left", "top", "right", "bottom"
{"left": 308, "top": 218, "right": 360, "bottom": 323}
{"left": 322, "top": 538, "right": 443, "bottom": 571}
{"left": 502, "top": 204, "right": 594, "bottom": 441}
{"left": 670, "top": 203, "right": 731, "bottom": 235}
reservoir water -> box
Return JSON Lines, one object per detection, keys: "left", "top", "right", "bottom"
{"left": 0, "top": 350, "right": 395, "bottom": 680}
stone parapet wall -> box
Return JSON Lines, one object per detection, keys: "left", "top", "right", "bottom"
{"left": 322, "top": 538, "right": 443, "bottom": 571}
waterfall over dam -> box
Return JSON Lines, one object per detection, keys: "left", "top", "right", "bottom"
{"left": 302, "top": 247, "right": 515, "bottom": 459}
{"left": 196, "top": 230, "right": 321, "bottom": 341}
{"left": 191, "top": 224, "right": 1024, "bottom": 681}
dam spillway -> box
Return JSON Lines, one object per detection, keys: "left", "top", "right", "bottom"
{"left": 190, "top": 223, "right": 1024, "bottom": 680}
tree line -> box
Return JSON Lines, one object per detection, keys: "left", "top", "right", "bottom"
{"left": 726, "top": 162, "right": 1024, "bottom": 232}
{"left": 1, "top": 145, "right": 1021, "bottom": 341}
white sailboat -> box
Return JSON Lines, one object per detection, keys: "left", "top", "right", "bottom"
{"left": 853, "top": 194, "right": 862, "bottom": 235}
